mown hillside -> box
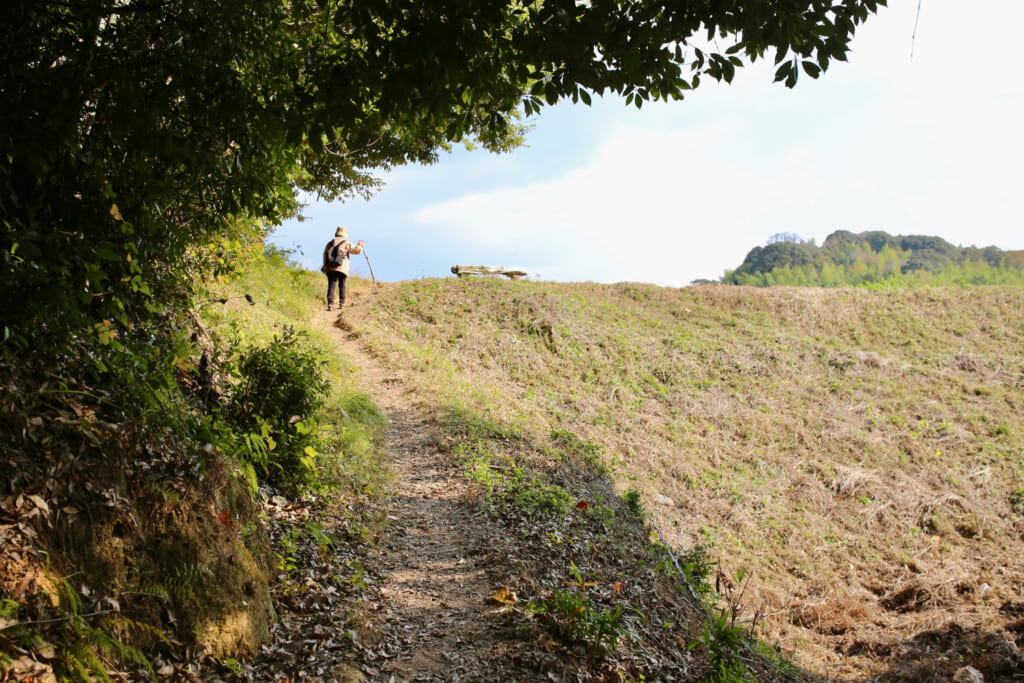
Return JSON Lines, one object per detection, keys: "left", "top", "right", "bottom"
{"left": 346, "top": 278, "right": 1024, "bottom": 680}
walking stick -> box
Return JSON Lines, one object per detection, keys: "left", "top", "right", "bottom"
{"left": 361, "top": 244, "right": 377, "bottom": 291}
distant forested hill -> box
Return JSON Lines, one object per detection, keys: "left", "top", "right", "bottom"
{"left": 722, "top": 230, "right": 1024, "bottom": 287}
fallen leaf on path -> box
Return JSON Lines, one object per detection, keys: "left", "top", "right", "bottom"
{"left": 489, "top": 588, "right": 518, "bottom": 605}
{"left": 32, "top": 638, "right": 56, "bottom": 659}
{"left": 28, "top": 495, "right": 49, "bottom": 516}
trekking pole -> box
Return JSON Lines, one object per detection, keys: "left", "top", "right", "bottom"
{"left": 360, "top": 243, "right": 377, "bottom": 291}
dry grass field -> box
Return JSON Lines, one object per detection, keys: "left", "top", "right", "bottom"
{"left": 345, "top": 279, "right": 1024, "bottom": 680}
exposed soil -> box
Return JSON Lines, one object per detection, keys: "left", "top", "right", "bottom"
{"left": 0, "top": 360, "right": 278, "bottom": 681}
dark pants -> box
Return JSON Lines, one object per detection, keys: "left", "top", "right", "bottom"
{"left": 326, "top": 271, "right": 347, "bottom": 307}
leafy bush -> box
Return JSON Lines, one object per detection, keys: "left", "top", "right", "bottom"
{"left": 230, "top": 326, "right": 330, "bottom": 487}
{"left": 232, "top": 326, "right": 329, "bottom": 429}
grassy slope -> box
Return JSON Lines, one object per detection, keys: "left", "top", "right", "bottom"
{"left": 347, "top": 278, "right": 1024, "bottom": 679}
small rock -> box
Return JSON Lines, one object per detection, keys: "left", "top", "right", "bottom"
{"left": 953, "top": 666, "right": 984, "bottom": 683}
{"left": 652, "top": 493, "right": 675, "bottom": 507}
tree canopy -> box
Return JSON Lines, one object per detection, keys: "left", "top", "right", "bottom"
{"left": 723, "top": 230, "right": 1024, "bottom": 287}
{"left": 2, "top": 0, "right": 886, "bottom": 341}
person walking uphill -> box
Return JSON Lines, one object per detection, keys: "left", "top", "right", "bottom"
{"left": 321, "top": 226, "right": 363, "bottom": 311}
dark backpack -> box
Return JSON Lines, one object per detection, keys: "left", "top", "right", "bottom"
{"left": 325, "top": 241, "right": 347, "bottom": 268}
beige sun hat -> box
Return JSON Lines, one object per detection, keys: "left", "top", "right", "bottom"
{"left": 335, "top": 226, "right": 347, "bottom": 238}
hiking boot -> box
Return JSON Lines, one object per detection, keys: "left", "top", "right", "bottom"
{"left": 326, "top": 304, "right": 334, "bottom": 311}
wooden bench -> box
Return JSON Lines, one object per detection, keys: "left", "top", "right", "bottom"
{"left": 450, "top": 265, "right": 527, "bottom": 281}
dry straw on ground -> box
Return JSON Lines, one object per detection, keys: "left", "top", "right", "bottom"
{"left": 348, "top": 280, "right": 1024, "bottom": 680}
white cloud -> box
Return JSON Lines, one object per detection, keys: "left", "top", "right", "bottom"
{"left": 413, "top": 124, "right": 846, "bottom": 285}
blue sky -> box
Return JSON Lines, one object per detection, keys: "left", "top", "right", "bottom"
{"left": 271, "top": 1, "right": 1024, "bottom": 286}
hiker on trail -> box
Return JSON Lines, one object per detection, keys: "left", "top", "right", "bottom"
{"left": 321, "top": 226, "right": 363, "bottom": 311}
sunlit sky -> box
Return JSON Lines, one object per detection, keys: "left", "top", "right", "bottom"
{"left": 270, "top": 1, "right": 1024, "bottom": 286}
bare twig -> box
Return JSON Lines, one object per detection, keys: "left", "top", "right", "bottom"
{"left": 649, "top": 518, "right": 702, "bottom": 603}
{"left": 911, "top": 0, "right": 923, "bottom": 59}
{"left": 1, "top": 609, "right": 119, "bottom": 630}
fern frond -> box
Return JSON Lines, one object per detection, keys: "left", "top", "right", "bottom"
{"left": 56, "top": 576, "right": 83, "bottom": 615}
{"left": 63, "top": 641, "right": 114, "bottom": 683}
{"left": 109, "top": 615, "right": 171, "bottom": 647}
{"left": 133, "top": 581, "right": 172, "bottom": 601}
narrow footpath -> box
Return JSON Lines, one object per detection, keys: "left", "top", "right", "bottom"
{"left": 311, "top": 294, "right": 537, "bottom": 682}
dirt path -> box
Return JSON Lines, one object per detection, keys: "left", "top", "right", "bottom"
{"left": 313, "top": 297, "right": 535, "bottom": 682}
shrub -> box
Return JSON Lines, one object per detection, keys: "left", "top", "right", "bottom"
{"left": 230, "top": 327, "right": 330, "bottom": 487}
{"left": 232, "top": 326, "right": 329, "bottom": 428}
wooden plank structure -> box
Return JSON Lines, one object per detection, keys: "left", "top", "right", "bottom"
{"left": 450, "top": 265, "right": 527, "bottom": 280}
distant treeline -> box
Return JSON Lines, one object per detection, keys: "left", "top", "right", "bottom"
{"left": 721, "top": 230, "right": 1024, "bottom": 287}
